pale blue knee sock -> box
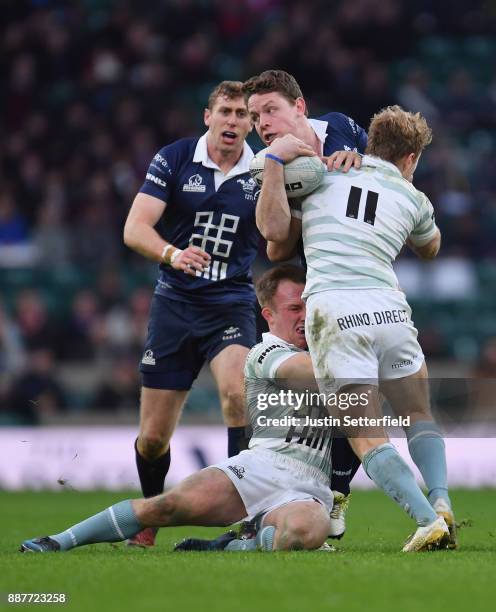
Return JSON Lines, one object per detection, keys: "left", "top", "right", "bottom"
{"left": 406, "top": 420, "right": 450, "bottom": 507}
{"left": 225, "top": 526, "right": 275, "bottom": 552}
{"left": 50, "top": 500, "right": 142, "bottom": 551}
{"left": 363, "top": 443, "right": 438, "bottom": 526}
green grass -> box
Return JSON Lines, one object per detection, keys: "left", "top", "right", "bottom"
{"left": 1, "top": 489, "right": 495, "bottom": 612}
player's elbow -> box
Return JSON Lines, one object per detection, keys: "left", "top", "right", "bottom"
{"left": 267, "top": 242, "right": 294, "bottom": 262}
{"left": 417, "top": 233, "right": 441, "bottom": 260}
{"left": 123, "top": 220, "right": 139, "bottom": 249}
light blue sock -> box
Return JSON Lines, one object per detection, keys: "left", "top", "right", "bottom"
{"left": 225, "top": 527, "right": 275, "bottom": 552}
{"left": 406, "top": 420, "right": 450, "bottom": 507}
{"left": 50, "top": 500, "right": 143, "bottom": 551}
{"left": 363, "top": 443, "right": 438, "bottom": 526}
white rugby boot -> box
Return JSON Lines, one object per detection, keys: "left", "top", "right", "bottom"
{"left": 433, "top": 498, "right": 457, "bottom": 549}
{"left": 329, "top": 491, "right": 351, "bottom": 539}
{"left": 402, "top": 516, "right": 450, "bottom": 552}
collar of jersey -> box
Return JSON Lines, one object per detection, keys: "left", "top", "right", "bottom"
{"left": 361, "top": 154, "right": 403, "bottom": 177}
{"left": 308, "top": 118, "right": 328, "bottom": 149}
{"left": 262, "top": 331, "right": 306, "bottom": 352}
{"left": 193, "top": 132, "right": 254, "bottom": 177}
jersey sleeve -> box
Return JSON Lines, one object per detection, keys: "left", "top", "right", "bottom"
{"left": 355, "top": 122, "right": 368, "bottom": 153}
{"left": 138, "top": 143, "right": 179, "bottom": 203}
{"left": 245, "top": 342, "right": 297, "bottom": 379}
{"left": 409, "top": 193, "right": 438, "bottom": 246}
{"left": 323, "top": 112, "right": 368, "bottom": 153}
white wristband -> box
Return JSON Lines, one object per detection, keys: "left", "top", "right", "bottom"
{"left": 170, "top": 248, "right": 183, "bottom": 265}
{"left": 161, "top": 244, "right": 174, "bottom": 263}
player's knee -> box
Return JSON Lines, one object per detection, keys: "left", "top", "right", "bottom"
{"left": 137, "top": 433, "right": 169, "bottom": 460}
{"left": 277, "top": 516, "right": 325, "bottom": 551}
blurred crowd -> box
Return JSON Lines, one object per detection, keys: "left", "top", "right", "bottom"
{"left": 1, "top": 0, "right": 496, "bottom": 422}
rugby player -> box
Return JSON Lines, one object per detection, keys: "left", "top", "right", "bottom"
{"left": 243, "top": 70, "right": 366, "bottom": 538}
{"left": 20, "top": 265, "right": 336, "bottom": 554}
{"left": 254, "top": 104, "right": 456, "bottom": 551}
{"left": 122, "top": 81, "right": 259, "bottom": 547}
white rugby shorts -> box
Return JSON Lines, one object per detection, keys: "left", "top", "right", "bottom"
{"left": 213, "top": 447, "right": 333, "bottom": 521}
{"left": 306, "top": 288, "right": 424, "bottom": 390}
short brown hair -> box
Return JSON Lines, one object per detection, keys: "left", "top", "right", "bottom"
{"left": 255, "top": 264, "right": 306, "bottom": 308}
{"left": 366, "top": 105, "right": 432, "bottom": 163}
{"left": 207, "top": 81, "right": 245, "bottom": 110}
{"left": 243, "top": 70, "right": 308, "bottom": 115}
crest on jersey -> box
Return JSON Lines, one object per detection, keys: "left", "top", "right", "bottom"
{"left": 237, "top": 177, "right": 256, "bottom": 193}
{"left": 183, "top": 174, "right": 206, "bottom": 192}
{"left": 237, "top": 177, "right": 259, "bottom": 201}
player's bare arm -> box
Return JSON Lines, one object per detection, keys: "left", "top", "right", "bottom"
{"left": 276, "top": 352, "right": 314, "bottom": 381}
{"left": 255, "top": 135, "right": 314, "bottom": 242}
{"left": 266, "top": 217, "right": 302, "bottom": 262}
{"left": 124, "top": 192, "right": 210, "bottom": 276}
{"left": 407, "top": 228, "right": 441, "bottom": 260}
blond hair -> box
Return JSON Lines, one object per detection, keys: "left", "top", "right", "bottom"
{"left": 366, "top": 105, "right": 432, "bottom": 163}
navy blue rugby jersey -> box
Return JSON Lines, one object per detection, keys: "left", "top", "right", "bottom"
{"left": 139, "top": 137, "right": 260, "bottom": 305}
{"left": 296, "top": 112, "right": 368, "bottom": 268}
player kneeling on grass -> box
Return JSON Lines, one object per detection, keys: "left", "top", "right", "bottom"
{"left": 21, "top": 265, "right": 335, "bottom": 554}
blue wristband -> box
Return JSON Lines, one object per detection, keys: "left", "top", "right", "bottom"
{"left": 265, "top": 153, "right": 284, "bottom": 165}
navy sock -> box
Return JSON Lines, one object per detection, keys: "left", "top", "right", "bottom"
{"left": 135, "top": 439, "right": 170, "bottom": 497}
{"left": 330, "top": 436, "right": 361, "bottom": 495}
{"left": 227, "top": 426, "right": 251, "bottom": 458}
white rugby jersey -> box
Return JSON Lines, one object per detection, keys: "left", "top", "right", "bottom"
{"left": 244, "top": 332, "right": 333, "bottom": 479}
{"left": 301, "top": 155, "right": 438, "bottom": 297}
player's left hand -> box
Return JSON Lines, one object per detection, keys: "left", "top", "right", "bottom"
{"left": 322, "top": 151, "right": 362, "bottom": 172}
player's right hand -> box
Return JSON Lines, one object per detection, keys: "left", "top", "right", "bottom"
{"left": 172, "top": 246, "right": 211, "bottom": 276}
{"left": 268, "top": 134, "right": 316, "bottom": 163}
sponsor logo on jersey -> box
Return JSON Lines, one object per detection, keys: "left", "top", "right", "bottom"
{"left": 153, "top": 153, "right": 169, "bottom": 168}
{"left": 257, "top": 344, "right": 285, "bottom": 364}
{"left": 141, "top": 349, "right": 156, "bottom": 365}
{"left": 222, "top": 326, "right": 242, "bottom": 341}
{"left": 227, "top": 465, "right": 245, "bottom": 479}
{"left": 183, "top": 174, "right": 206, "bottom": 192}
{"left": 146, "top": 173, "right": 167, "bottom": 187}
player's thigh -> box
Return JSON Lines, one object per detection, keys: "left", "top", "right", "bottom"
{"left": 170, "top": 466, "right": 247, "bottom": 525}
{"left": 139, "top": 294, "right": 204, "bottom": 392}
{"left": 380, "top": 360, "right": 433, "bottom": 422}
{"left": 264, "top": 500, "right": 330, "bottom": 550}
{"left": 306, "top": 292, "right": 379, "bottom": 385}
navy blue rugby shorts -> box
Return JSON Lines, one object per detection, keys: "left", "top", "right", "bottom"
{"left": 139, "top": 294, "right": 257, "bottom": 390}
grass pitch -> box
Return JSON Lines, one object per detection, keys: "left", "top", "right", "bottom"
{"left": 1, "top": 489, "right": 495, "bottom": 612}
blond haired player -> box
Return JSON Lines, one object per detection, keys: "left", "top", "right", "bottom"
{"left": 256, "top": 105, "right": 456, "bottom": 552}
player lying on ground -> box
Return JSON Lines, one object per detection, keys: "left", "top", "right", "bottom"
{"left": 20, "top": 265, "right": 336, "bottom": 554}
{"left": 254, "top": 104, "right": 456, "bottom": 551}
